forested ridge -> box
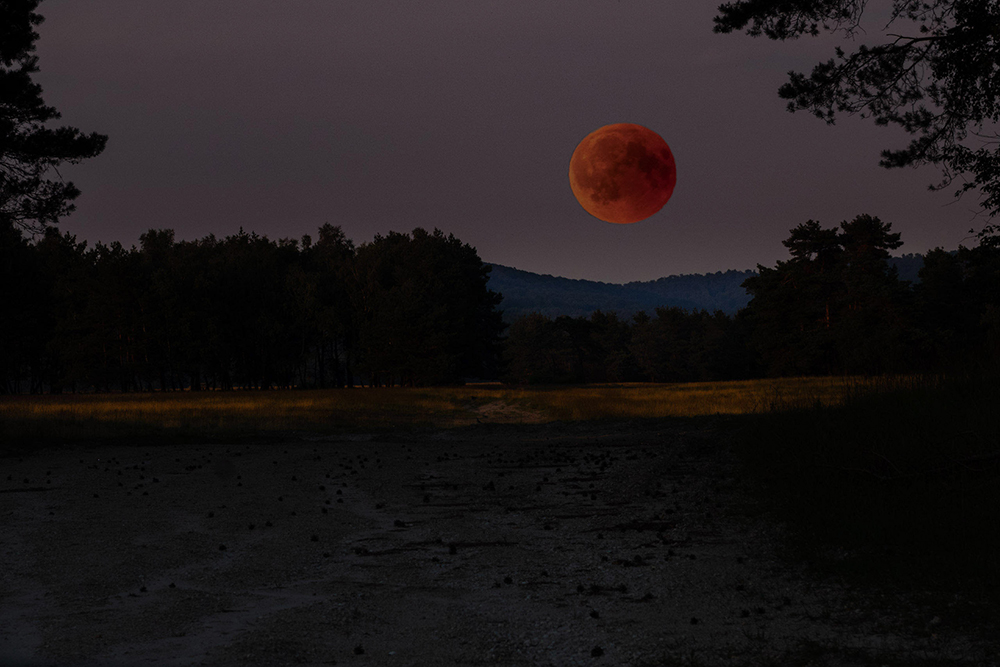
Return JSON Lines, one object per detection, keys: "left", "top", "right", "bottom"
{"left": 485, "top": 265, "right": 756, "bottom": 320}
{"left": 2, "top": 214, "right": 998, "bottom": 393}
{"left": 487, "top": 254, "right": 926, "bottom": 322}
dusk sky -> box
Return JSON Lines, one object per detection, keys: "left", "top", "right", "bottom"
{"left": 34, "top": 0, "right": 988, "bottom": 283}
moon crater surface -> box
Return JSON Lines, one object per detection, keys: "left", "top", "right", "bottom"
{"left": 569, "top": 123, "right": 677, "bottom": 224}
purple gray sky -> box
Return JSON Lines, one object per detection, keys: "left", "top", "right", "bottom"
{"left": 35, "top": 0, "right": 987, "bottom": 283}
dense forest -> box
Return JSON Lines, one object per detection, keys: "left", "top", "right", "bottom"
{"left": 2, "top": 214, "right": 998, "bottom": 392}
{"left": 0, "top": 224, "right": 503, "bottom": 392}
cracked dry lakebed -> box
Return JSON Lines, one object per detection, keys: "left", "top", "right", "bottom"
{"left": 1, "top": 419, "right": 997, "bottom": 666}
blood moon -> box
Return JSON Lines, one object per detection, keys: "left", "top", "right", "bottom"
{"left": 569, "top": 123, "right": 676, "bottom": 224}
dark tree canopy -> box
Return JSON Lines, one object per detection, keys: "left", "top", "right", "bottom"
{"left": 742, "top": 214, "right": 912, "bottom": 375}
{"left": 1, "top": 0, "right": 107, "bottom": 232}
{"left": 353, "top": 228, "right": 504, "bottom": 386}
{"left": 0, "top": 223, "right": 506, "bottom": 392}
{"left": 715, "top": 0, "right": 1000, "bottom": 228}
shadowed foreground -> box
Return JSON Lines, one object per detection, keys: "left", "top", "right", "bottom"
{"left": 1, "top": 420, "right": 995, "bottom": 667}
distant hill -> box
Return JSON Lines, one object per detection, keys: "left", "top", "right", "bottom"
{"left": 485, "top": 264, "right": 756, "bottom": 321}
{"left": 889, "top": 253, "right": 926, "bottom": 283}
{"left": 487, "top": 253, "right": 928, "bottom": 322}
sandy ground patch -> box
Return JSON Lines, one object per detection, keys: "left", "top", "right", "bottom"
{"left": 1, "top": 420, "right": 996, "bottom": 666}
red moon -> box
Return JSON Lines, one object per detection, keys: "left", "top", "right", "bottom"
{"left": 569, "top": 123, "right": 677, "bottom": 224}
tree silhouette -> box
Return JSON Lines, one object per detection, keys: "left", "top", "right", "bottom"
{"left": 743, "top": 214, "right": 913, "bottom": 375}
{"left": 501, "top": 308, "right": 752, "bottom": 385}
{"left": 502, "top": 313, "right": 576, "bottom": 384}
{"left": 715, "top": 0, "right": 1000, "bottom": 228}
{"left": 30, "top": 227, "right": 89, "bottom": 392}
{"left": 1, "top": 0, "right": 107, "bottom": 233}
{"left": 835, "top": 214, "right": 913, "bottom": 372}
{"left": 916, "top": 243, "right": 1000, "bottom": 369}
{"left": 0, "top": 219, "right": 44, "bottom": 391}
{"left": 352, "top": 228, "right": 504, "bottom": 386}
{"left": 742, "top": 220, "right": 842, "bottom": 375}
{"left": 588, "top": 310, "right": 637, "bottom": 382}
{"left": 304, "top": 224, "right": 357, "bottom": 387}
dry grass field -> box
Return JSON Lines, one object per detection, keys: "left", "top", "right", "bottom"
{"left": 0, "top": 375, "right": 912, "bottom": 443}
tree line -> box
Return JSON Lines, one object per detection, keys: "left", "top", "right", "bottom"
{"left": 0, "top": 224, "right": 503, "bottom": 392}
{"left": 502, "top": 215, "right": 1000, "bottom": 384}
{"left": 3, "top": 213, "right": 998, "bottom": 393}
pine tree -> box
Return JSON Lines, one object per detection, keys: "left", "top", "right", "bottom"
{"left": 1, "top": 0, "right": 107, "bottom": 232}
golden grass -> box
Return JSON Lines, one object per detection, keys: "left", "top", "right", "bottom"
{"left": 0, "top": 388, "right": 476, "bottom": 437}
{"left": 0, "top": 375, "right": 922, "bottom": 441}
{"left": 504, "top": 376, "right": 864, "bottom": 422}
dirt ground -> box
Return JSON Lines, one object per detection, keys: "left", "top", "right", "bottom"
{"left": 1, "top": 419, "right": 996, "bottom": 667}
